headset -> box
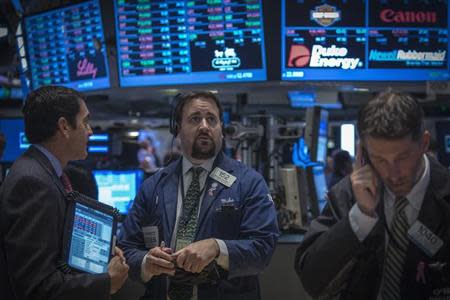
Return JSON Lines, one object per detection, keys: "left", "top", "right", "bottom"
{"left": 169, "top": 93, "right": 185, "bottom": 137}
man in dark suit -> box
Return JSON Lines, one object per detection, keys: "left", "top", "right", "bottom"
{"left": 0, "top": 86, "right": 129, "bottom": 300}
{"left": 119, "top": 91, "right": 278, "bottom": 300}
{"left": 295, "top": 91, "right": 450, "bottom": 299}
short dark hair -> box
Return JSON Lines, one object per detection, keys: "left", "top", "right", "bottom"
{"left": 332, "top": 150, "right": 352, "bottom": 173}
{"left": 173, "top": 91, "right": 223, "bottom": 135}
{"left": 22, "top": 86, "right": 85, "bottom": 144}
{"left": 357, "top": 91, "right": 424, "bottom": 141}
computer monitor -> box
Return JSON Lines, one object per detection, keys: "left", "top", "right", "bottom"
{"left": 23, "top": 0, "right": 110, "bottom": 91}
{"left": 304, "top": 106, "right": 329, "bottom": 164}
{"left": 0, "top": 118, "right": 30, "bottom": 162}
{"left": 281, "top": 0, "right": 450, "bottom": 81}
{"left": 93, "top": 169, "right": 144, "bottom": 214}
{"left": 305, "top": 165, "right": 328, "bottom": 217}
{"left": 114, "top": 0, "right": 267, "bottom": 86}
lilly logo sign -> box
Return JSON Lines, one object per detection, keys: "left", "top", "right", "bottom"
{"left": 310, "top": 4, "right": 341, "bottom": 27}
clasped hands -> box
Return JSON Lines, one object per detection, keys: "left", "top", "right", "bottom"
{"left": 143, "top": 238, "right": 220, "bottom": 277}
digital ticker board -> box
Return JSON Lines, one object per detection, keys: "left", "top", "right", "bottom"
{"left": 24, "top": 0, "right": 110, "bottom": 91}
{"left": 115, "top": 0, "right": 267, "bottom": 87}
{"left": 282, "top": 0, "right": 450, "bottom": 81}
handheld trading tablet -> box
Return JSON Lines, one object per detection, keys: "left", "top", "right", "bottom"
{"left": 62, "top": 191, "right": 120, "bottom": 274}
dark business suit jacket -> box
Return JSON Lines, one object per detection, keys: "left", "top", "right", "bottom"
{"left": 295, "top": 155, "right": 450, "bottom": 300}
{"left": 0, "top": 146, "right": 111, "bottom": 300}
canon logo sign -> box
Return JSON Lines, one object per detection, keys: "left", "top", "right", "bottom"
{"left": 380, "top": 9, "right": 437, "bottom": 23}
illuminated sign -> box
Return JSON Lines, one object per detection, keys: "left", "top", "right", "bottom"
{"left": 310, "top": 4, "right": 341, "bottom": 27}
{"left": 380, "top": 9, "right": 437, "bottom": 24}
{"left": 289, "top": 45, "right": 362, "bottom": 69}
{"left": 369, "top": 49, "right": 446, "bottom": 62}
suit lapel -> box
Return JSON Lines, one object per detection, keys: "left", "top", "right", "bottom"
{"left": 161, "top": 161, "right": 181, "bottom": 242}
{"left": 197, "top": 153, "right": 235, "bottom": 232}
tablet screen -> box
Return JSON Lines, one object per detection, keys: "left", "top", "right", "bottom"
{"left": 67, "top": 202, "right": 114, "bottom": 274}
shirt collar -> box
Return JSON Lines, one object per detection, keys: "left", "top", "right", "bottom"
{"left": 33, "top": 144, "right": 63, "bottom": 177}
{"left": 385, "top": 154, "right": 430, "bottom": 210}
{"left": 182, "top": 155, "right": 216, "bottom": 175}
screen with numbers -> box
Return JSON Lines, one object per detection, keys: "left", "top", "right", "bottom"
{"left": 114, "top": 0, "right": 267, "bottom": 87}
{"left": 24, "top": 0, "right": 110, "bottom": 91}
{"left": 282, "top": 0, "right": 450, "bottom": 81}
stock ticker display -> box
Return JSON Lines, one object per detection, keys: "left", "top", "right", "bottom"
{"left": 114, "top": 0, "right": 267, "bottom": 86}
{"left": 24, "top": 0, "right": 110, "bottom": 91}
{"left": 282, "top": 0, "right": 450, "bottom": 81}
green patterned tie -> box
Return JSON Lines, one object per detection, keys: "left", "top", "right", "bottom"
{"left": 169, "top": 167, "right": 203, "bottom": 300}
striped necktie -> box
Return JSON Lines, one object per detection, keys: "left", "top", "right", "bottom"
{"left": 382, "top": 197, "right": 409, "bottom": 300}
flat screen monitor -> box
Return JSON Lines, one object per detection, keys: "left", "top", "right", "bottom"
{"left": 93, "top": 169, "right": 144, "bottom": 214}
{"left": 0, "top": 119, "right": 30, "bottom": 162}
{"left": 282, "top": 0, "right": 450, "bottom": 81}
{"left": 114, "top": 0, "right": 267, "bottom": 87}
{"left": 304, "top": 107, "right": 328, "bottom": 164}
{"left": 306, "top": 165, "right": 328, "bottom": 217}
{"left": 23, "top": 0, "right": 110, "bottom": 91}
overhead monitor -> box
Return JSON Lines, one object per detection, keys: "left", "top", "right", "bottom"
{"left": 282, "top": 0, "right": 450, "bottom": 81}
{"left": 23, "top": 0, "right": 110, "bottom": 91}
{"left": 114, "top": 0, "right": 267, "bottom": 86}
{"left": 0, "top": 119, "right": 30, "bottom": 162}
{"left": 93, "top": 169, "right": 144, "bottom": 215}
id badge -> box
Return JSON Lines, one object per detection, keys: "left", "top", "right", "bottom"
{"left": 142, "top": 226, "right": 159, "bottom": 249}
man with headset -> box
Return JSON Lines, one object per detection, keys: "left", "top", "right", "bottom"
{"left": 119, "top": 91, "right": 279, "bottom": 300}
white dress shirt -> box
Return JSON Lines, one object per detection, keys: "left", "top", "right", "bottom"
{"left": 141, "top": 155, "right": 229, "bottom": 300}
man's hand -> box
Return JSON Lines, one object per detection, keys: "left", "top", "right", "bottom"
{"left": 108, "top": 247, "right": 129, "bottom": 295}
{"left": 173, "top": 239, "right": 219, "bottom": 273}
{"left": 143, "top": 246, "right": 176, "bottom": 277}
{"left": 350, "top": 144, "right": 380, "bottom": 217}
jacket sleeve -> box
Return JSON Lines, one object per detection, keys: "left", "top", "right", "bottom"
{"left": 294, "top": 177, "right": 368, "bottom": 299}
{"left": 3, "top": 175, "right": 111, "bottom": 300}
{"left": 224, "top": 169, "right": 279, "bottom": 279}
{"left": 118, "top": 177, "right": 156, "bottom": 282}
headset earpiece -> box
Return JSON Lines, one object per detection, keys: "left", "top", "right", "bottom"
{"left": 169, "top": 93, "right": 183, "bottom": 136}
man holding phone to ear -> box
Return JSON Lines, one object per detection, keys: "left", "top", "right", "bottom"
{"left": 295, "top": 91, "right": 450, "bottom": 300}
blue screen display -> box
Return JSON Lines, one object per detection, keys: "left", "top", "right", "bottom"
{"left": 68, "top": 203, "right": 113, "bottom": 274}
{"left": 0, "top": 119, "right": 30, "bottom": 162}
{"left": 88, "top": 133, "right": 110, "bottom": 154}
{"left": 114, "top": 0, "right": 267, "bottom": 87}
{"left": 93, "top": 170, "right": 144, "bottom": 214}
{"left": 24, "top": 0, "right": 110, "bottom": 91}
{"left": 312, "top": 165, "right": 328, "bottom": 212}
{"left": 316, "top": 110, "right": 328, "bottom": 164}
{"left": 282, "top": 0, "right": 450, "bottom": 81}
